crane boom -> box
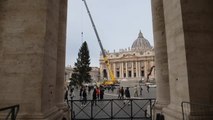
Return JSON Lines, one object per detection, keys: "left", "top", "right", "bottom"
{"left": 82, "top": 0, "right": 116, "bottom": 84}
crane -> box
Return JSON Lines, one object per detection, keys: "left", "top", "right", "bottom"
{"left": 147, "top": 66, "right": 155, "bottom": 81}
{"left": 82, "top": 0, "right": 118, "bottom": 86}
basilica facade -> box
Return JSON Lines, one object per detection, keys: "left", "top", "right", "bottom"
{"left": 99, "top": 31, "right": 155, "bottom": 82}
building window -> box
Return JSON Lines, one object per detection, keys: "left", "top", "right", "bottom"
{"left": 128, "top": 71, "right": 131, "bottom": 77}
{"left": 141, "top": 70, "right": 144, "bottom": 77}
{"left": 116, "top": 71, "right": 120, "bottom": 78}
{"left": 103, "top": 69, "right": 107, "bottom": 79}
{"left": 124, "top": 73, "right": 126, "bottom": 78}
{"left": 134, "top": 73, "right": 136, "bottom": 77}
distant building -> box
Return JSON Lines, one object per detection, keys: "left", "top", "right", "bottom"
{"left": 99, "top": 31, "right": 155, "bottom": 82}
{"left": 65, "top": 65, "right": 100, "bottom": 86}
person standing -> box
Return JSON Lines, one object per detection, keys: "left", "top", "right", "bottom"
{"left": 92, "top": 87, "right": 97, "bottom": 106}
{"left": 124, "top": 87, "right": 131, "bottom": 105}
{"left": 79, "top": 87, "right": 83, "bottom": 100}
{"left": 134, "top": 86, "right": 139, "bottom": 97}
{"left": 117, "top": 87, "right": 121, "bottom": 99}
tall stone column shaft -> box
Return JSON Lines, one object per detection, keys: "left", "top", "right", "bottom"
{"left": 151, "top": 0, "right": 170, "bottom": 116}
{"left": 0, "top": 0, "right": 68, "bottom": 119}
{"left": 125, "top": 62, "right": 128, "bottom": 78}
{"left": 131, "top": 62, "right": 134, "bottom": 78}
{"left": 56, "top": 0, "right": 68, "bottom": 108}
{"left": 138, "top": 62, "right": 141, "bottom": 77}
{"left": 161, "top": 0, "right": 213, "bottom": 119}
{"left": 119, "top": 63, "right": 121, "bottom": 79}
{"left": 100, "top": 63, "right": 103, "bottom": 79}
{"left": 136, "top": 62, "right": 138, "bottom": 77}
{"left": 113, "top": 63, "right": 116, "bottom": 78}
{"left": 121, "top": 62, "right": 124, "bottom": 78}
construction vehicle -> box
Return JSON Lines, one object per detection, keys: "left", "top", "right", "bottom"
{"left": 147, "top": 66, "right": 155, "bottom": 81}
{"left": 82, "top": 0, "right": 118, "bottom": 86}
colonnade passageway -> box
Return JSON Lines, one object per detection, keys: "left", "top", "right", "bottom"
{"left": 0, "top": 0, "right": 213, "bottom": 120}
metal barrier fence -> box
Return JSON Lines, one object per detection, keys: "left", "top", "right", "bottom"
{"left": 181, "top": 101, "right": 213, "bottom": 120}
{"left": 70, "top": 98, "right": 155, "bottom": 120}
{"left": 0, "top": 104, "right": 19, "bottom": 120}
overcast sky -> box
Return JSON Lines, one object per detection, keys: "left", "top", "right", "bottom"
{"left": 66, "top": 0, "right": 153, "bottom": 67}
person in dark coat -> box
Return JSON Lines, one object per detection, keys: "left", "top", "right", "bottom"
{"left": 125, "top": 87, "right": 130, "bottom": 98}
{"left": 64, "top": 90, "right": 68, "bottom": 103}
{"left": 79, "top": 87, "right": 83, "bottom": 100}
{"left": 92, "top": 87, "right": 97, "bottom": 106}
{"left": 82, "top": 88, "right": 87, "bottom": 106}
{"left": 147, "top": 85, "right": 150, "bottom": 93}
{"left": 120, "top": 87, "right": 124, "bottom": 99}
{"left": 100, "top": 86, "right": 104, "bottom": 100}
{"left": 124, "top": 87, "right": 131, "bottom": 105}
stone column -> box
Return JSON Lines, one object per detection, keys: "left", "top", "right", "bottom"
{"left": 138, "top": 62, "right": 141, "bottom": 77}
{"left": 0, "top": 0, "right": 67, "bottom": 119}
{"left": 131, "top": 62, "right": 134, "bottom": 78}
{"left": 113, "top": 63, "right": 116, "bottom": 78}
{"left": 125, "top": 62, "right": 128, "bottom": 78}
{"left": 161, "top": 0, "right": 213, "bottom": 120}
{"left": 151, "top": 0, "right": 170, "bottom": 117}
{"left": 144, "top": 61, "right": 147, "bottom": 80}
{"left": 55, "top": 0, "right": 68, "bottom": 112}
{"left": 100, "top": 63, "right": 103, "bottom": 79}
{"left": 136, "top": 62, "right": 138, "bottom": 77}
{"left": 121, "top": 62, "right": 124, "bottom": 78}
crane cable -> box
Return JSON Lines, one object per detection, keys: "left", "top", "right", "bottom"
{"left": 81, "top": 0, "right": 84, "bottom": 43}
{"left": 81, "top": 32, "right": 84, "bottom": 43}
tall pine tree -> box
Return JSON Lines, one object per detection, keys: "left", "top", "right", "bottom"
{"left": 70, "top": 41, "right": 92, "bottom": 86}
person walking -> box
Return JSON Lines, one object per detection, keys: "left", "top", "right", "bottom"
{"left": 88, "top": 86, "right": 91, "bottom": 95}
{"left": 117, "top": 87, "right": 121, "bottom": 99}
{"left": 120, "top": 87, "right": 124, "bottom": 99}
{"left": 124, "top": 87, "right": 131, "bottom": 105}
{"left": 139, "top": 86, "right": 143, "bottom": 96}
{"left": 134, "top": 85, "right": 139, "bottom": 97}
{"left": 64, "top": 89, "right": 70, "bottom": 107}
{"left": 100, "top": 86, "right": 104, "bottom": 100}
{"left": 64, "top": 89, "right": 68, "bottom": 103}
{"left": 147, "top": 85, "right": 150, "bottom": 93}
{"left": 79, "top": 87, "right": 83, "bottom": 100}
{"left": 111, "top": 86, "right": 114, "bottom": 93}
{"left": 68, "top": 88, "right": 75, "bottom": 108}
{"left": 82, "top": 88, "right": 87, "bottom": 106}
{"left": 96, "top": 87, "right": 100, "bottom": 100}
{"left": 70, "top": 88, "right": 75, "bottom": 100}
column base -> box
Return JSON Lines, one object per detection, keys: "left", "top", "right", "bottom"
{"left": 153, "top": 101, "right": 169, "bottom": 120}
{"left": 162, "top": 104, "right": 183, "bottom": 120}
{"left": 1, "top": 105, "right": 70, "bottom": 120}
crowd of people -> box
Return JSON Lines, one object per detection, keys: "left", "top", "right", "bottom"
{"left": 64, "top": 84, "right": 151, "bottom": 107}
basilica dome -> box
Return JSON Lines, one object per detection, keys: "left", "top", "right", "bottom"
{"left": 131, "top": 31, "right": 152, "bottom": 51}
